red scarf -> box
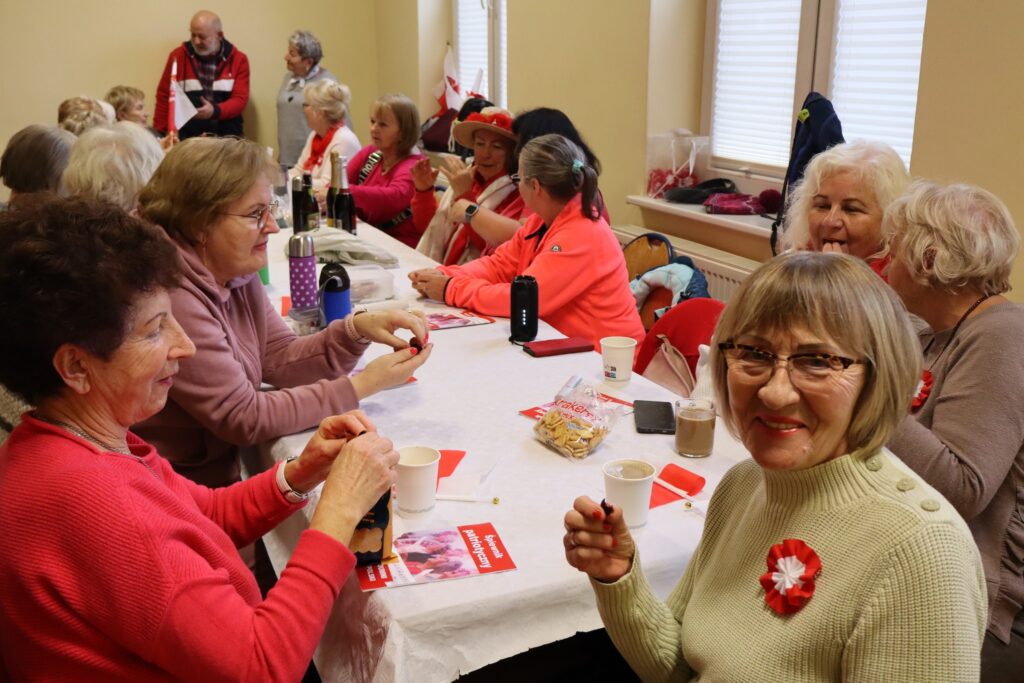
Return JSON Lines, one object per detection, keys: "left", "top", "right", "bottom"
{"left": 303, "top": 125, "right": 341, "bottom": 172}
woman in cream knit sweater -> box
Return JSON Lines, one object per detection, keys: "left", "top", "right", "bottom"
{"left": 564, "top": 252, "right": 986, "bottom": 682}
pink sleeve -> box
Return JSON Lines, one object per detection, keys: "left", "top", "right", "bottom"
{"left": 167, "top": 280, "right": 363, "bottom": 446}
{"left": 438, "top": 229, "right": 527, "bottom": 314}
{"left": 411, "top": 188, "right": 439, "bottom": 230}
{"left": 350, "top": 155, "right": 419, "bottom": 224}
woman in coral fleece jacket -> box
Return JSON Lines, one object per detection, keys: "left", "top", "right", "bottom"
{"left": 134, "top": 137, "right": 431, "bottom": 487}
{"left": 0, "top": 197, "right": 398, "bottom": 682}
{"left": 409, "top": 134, "right": 644, "bottom": 348}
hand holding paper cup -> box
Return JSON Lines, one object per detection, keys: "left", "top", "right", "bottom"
{"left": 603, "top": 458, "right": 656, "bottom": 528}
{"left": 396, "top": 446, "right": 441, "bottom": 516}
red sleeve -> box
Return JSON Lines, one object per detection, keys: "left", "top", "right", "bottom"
{"left": 411, "top": 189, "right": 440, "bottom": 231}
{"left": 215, "top": 50, "right": 250, "bottom": 121}
{"left": 152, "top": 529, "right": 353, "bottom": 682}
{"left": 153, "top": 50, "right": 176, "bottom": 133}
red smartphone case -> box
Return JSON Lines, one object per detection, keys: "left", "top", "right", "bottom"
{"left": 522, "top": 337, "right": 595, "bottom": 357}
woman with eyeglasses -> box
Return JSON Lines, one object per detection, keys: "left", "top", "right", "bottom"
{"left": 883, "top": 181, "right": 1024, "bottom": 681}
{"left": 563, "top": 252, "right": 985, "bottom": 681}
{"left": 135, "top": 137, "right": 431, "bottom": 488}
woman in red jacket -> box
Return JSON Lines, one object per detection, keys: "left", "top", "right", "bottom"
{"left": 409, "top": 134, "right": 643, "bottom": 347}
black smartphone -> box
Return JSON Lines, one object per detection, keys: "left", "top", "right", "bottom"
{"left": 633, "top": 400, "right": 676, "bottom": 434}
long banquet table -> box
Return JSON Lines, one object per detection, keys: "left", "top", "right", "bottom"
{"left": 253, "top": 224, "right": 750, "bottom": 682}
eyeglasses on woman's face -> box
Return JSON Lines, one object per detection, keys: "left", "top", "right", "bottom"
{"left": 219, "top": 199, "right": 279, "bottom": 231}
{"left": 718, "top": 342, "right": 866, "bottom": 390}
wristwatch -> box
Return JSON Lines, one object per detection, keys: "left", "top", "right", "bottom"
{"left": 464, "top": 203, "right": 480, "bottom": 224}
{"left": 276, "top": 455, "right": 310, "bottom": 503}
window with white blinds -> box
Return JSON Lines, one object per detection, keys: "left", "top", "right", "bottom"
{"left": 829, "top": 0, "right": 927, "bottom": 165}
{"left": 710, "top": 0, "right": 803, "bottom": 169}
{"left": 453, "top": 0, "right": 507, "bottom": 108}
{"left": 704, "top": 0, "right": 927, "bottom": 176}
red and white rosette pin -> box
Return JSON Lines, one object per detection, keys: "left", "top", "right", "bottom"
{"left": 911, "top": 369, "right": 933, "bottom": 412}
{"left": 759, "top": 539, "right": 821, "bottom": 615}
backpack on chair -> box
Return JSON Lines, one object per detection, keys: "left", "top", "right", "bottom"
{"left": 770, "top": 92, "right": 844, "bottom": 255}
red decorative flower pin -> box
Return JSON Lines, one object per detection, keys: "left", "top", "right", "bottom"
{"left": 912, "top": 369, "right": 933, "bottom": 411}
{"left": 759, "top": 539, "right": 821, "bottom": 615}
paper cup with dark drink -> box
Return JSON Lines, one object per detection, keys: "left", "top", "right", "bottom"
{"left": 396, "top": 446, "right": 441, "bottom": 516}
{"left": 603, "top": 459, "right": 656, "bottom": 528}
{"left": 675, "top": 399, "right": 715, "bottom": 458}
{"left": 601, "top": 336, "right": 638, "bottom": 384}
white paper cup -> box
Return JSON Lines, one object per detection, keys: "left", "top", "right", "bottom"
{"left": 603, "top": 458, "right": 656, "bottom": 528}
{"left": 396, "top": 446, "right": 441, "bottom": 516}
{"left": 601, "top": 336, "right": 638, "bottom": 383}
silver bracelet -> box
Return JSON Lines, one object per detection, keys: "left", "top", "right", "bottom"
{"left": 276, "top": 455, "right": 310, "bottom": 503}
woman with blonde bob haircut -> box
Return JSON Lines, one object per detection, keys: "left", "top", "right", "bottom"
{"left": 782, "top": 140, "right": 910, "bottom": 276}
{"left": 63, "top": 122, "right": 164, "bottom": 212}
{"left": 135, "top": 137, "right": 431, "bottom": 487}
{"left": 345, "top": 93, "right": 424, "bottom": 247}
{"left": 884, "top": 180, "right": 1024, "bottom": 681}
{"left": 563, "top": 252, "right": 985, "bottom": 681}
{"left": 289, "top": 79, "right": 360, "bottom": 195}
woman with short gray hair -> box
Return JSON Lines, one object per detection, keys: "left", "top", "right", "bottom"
{"left": 63, "top": 122, "right": 164, "bottom": 213}
{"left": 289, "top": 79, "right": 361, "bottom": 195}
{"left": 884, "top": 179, "right": 1024, "bottom": 680}
{"left": 277, "top": 30, "right": 339, "bottom": 166}
{"left": 1, "top": 124, "right": 75, "bottom": 202}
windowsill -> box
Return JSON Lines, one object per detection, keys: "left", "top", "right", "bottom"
{"left": 626, "top": 195, "right": 774, "bottom": 238}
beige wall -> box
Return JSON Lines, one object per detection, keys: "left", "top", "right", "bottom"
{"left": 506, "top": 0, "right": 651, "bottom": 227}
{"left": 647, "top": 0, "right": 705, "bottom": 134}
{"left": 911, "top": 1, "right": 1024, "bottom": 300}
{"left": 0, "top": 0, "right": 379, "bottom": 184}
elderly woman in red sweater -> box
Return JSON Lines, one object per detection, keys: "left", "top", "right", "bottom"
{"left": 409, "top": 134, "right": 643, "bottom": 347}
{"left": 411, "top": 106, "right": 524, "bottom": 265}
{"left": 0, "top": 196, "right": 397, "bottom": 681}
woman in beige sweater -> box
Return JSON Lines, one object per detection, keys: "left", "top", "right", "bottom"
{"left": 563, "top": 252, "right": 986, "bottom": 682}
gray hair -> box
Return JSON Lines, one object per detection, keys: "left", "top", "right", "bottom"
{"left": 884, "top": 180, "right": 1019, "bottom": 295}
{"left": 64, "top": 122, "right": 165, "bottom": 212}
{"left": 519, "top": 133, "right": 601, "bottom": 219}
{"left": 710, "top": 251, "right": 920, "bottom": 459}
{"left": 782, "top": 140, "right": 910, "bottom": 255}
{"left": 1, "top": 124, "right": 76, "bottom": 194}
{"left": 304, "top": 80, "right": 351, "bottom": 125}
{"left": 289, "top": 30, "right": 323, "bottom": 65}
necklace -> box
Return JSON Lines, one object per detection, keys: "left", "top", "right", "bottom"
{"left": 913, "top": 292, "right": 993, "bottom": 412}
{"left": 34, "top": 413, "right": 132, "bottom": 455}
{"left": 922, "top": 292, "right": 994, "bottom": 368}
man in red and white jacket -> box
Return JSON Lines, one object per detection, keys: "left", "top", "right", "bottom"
{"left": 154, "top": 10, "right": 250, "bottom": 139}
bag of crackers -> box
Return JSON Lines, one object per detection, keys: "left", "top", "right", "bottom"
{"left": 534, "top": 376, "right": 620, "bottom": 460}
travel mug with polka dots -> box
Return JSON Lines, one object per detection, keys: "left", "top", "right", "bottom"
{"left": 288, "top": 233, "right": 318, "bottom": 312}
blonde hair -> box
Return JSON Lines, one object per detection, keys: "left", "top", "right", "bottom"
{"left": 58, "top": 97, "right": 108, "bottom": 136}
{"left": 105, "top": 85, "right": 146, "bottom": 121}
{"left": 64, "top": 123, "right": 164, "bottom": 212}
{"left": 372, "top": 93, "right": 420, "bottom": 156}
{"left": 710, "top": 252, "right": 920, "bottom": 459}
{"left": 304, "top": 80, "right": 351, "bottom": 125}
{"left": 138, "top": 137, "right": 276, "bottom": 243}
{"left": 782, "top": 140, "right": 910, "bottom": 255}
{"left": 884, "top": 180, "right": 1019, "bottom": 295}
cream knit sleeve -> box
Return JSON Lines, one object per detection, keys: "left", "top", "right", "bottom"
{"left": 842, "top": 522, "right": 987, "bottom": 682}
{"left": 590, "top": 552, "right": 696, "bottom": 683}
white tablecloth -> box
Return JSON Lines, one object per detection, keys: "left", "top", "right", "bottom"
{"left": 254, "top": 225, "right": 750, "bottom": 682}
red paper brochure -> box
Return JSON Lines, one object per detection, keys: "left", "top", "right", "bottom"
{"left": 357, "top": 523, "right": 516, "bottom": 591}
{"left": 426, "top": 310, "right": 495, "bottom": 330}
{"left": 520, "top": 393, "right": 634, "bottom": 420}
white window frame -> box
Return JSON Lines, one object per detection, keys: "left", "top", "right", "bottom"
{"left": 452, "top": 0, "right": 507, "bottom": 109}
{"left": 700, "top": 0, "right": 923, "bottom": 189}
